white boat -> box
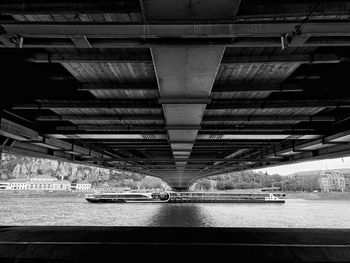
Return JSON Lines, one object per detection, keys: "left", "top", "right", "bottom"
{"left": 85, "top": 192, "right": 170, "bottom": 203}
{"left": 85, "top": 191, "right": 285, "bottom": 203}
{"left": 167, "top": 191, "right": 285, "bottom": 203}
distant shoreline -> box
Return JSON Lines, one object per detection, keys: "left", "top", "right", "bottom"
{"left": 285, "top": 191, "right": 350, "bottom": 200}
{"left": 1, "top": 190, "right": 350, "bottom": 200}
{"left": 0, "top": 190, "right": 87, "bottom": 198}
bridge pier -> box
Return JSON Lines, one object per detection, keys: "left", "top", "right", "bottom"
{"left": 171, "top": 186, "right": 189, "bottom": 192}
{"left": 151, "top": 46, "right": 224, "bottom": 181}
{"left": 160, "top": 171, "right": 203, "bottom": 190}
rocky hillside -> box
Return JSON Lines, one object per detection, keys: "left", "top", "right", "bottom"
{"left": 0, "top": 152, "right": 141, "bottom": 186}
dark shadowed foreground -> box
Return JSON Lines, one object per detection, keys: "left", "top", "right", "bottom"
{"left": 0, "top": 226, "right": 350, "bottom": 262}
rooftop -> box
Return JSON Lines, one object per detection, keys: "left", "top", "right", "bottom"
{"left": 76, "top": 181, "right": 91, "bottom": 185}
{"left": 31, "top": 175, "right": 58, "bottom": 181}
{"left": 8, "top": 179, "right": 29, "bottom": 183}
{"left": 54, "top": 180, "right": 72, "bottom": 185}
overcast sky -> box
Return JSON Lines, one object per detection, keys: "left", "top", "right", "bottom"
{"left": 252, "top": 156, "right": 350, "bottom": 176}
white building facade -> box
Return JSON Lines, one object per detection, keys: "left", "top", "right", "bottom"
{"left": 8, "top": 179, "right": 28, "bottom": 190}
{"left": 319, "top": 170, "right": 346, "bottom": 192}
{"left": 7, "top": 175, "right": 73, "bottom": 191}
{"left": 28, "top": 175, "right": 57, "bottom": 190}
{"left": 2, "top": 175, "right": 92, "bottom": 191}
{"left": 76, "top": 182, "right": 91, "bottom": 191}
{"left": 0, "top": 181, "right": 11, "bottom": 190}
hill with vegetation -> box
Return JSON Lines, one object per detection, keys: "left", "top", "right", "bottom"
{"left": 192, "top": 169, "right": 350, "bottom": 192}
{"left": 1, "top": 152, "right": 349, "bottom": 192}
{"left": 0, "top": 152, "right": 168, "bottom": 190}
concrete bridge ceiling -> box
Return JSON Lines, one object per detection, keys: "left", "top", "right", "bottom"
{"left": 1, "top": 0, "right": 350, "bottom": 189}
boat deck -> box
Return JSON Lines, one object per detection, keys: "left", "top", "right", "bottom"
{"left": 86, "top": 192, "right": 285, "bottom": 203}
{"left": 168, "top": 199, "right": 285, "bottom": 203}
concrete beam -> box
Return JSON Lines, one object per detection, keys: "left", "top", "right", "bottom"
{"left": 70, "top": 35, "right": 92, "bottom": 48}
{"left": 7, "top": 36, "right": 350, "bottom": 48}
{"left": 37, "top": 114, "right": 333, "bottom": 123}
{"left": 44, "top": 131, "right": 321, "bottom": 136}
{"left": 238, "top": 1, "right": 350, "bottom": 18}
{"left": 4, "top": 22, "right": 350, "bottom": 38}
{"left": 78, "top": 83, "right": 157, "bottom": 91}
{"left": 51, "top": 124, "right": 318, "bottom": 132}
{"left": 152, "top": 46, "right": 224, "bottom": 176}
{"left": 45, "top": 82, "right": 305, "bottom": 93}
{"left": 82, "top": 157, "right": 281, "bottom": 162}
{"left": 142, "top": 0, "right": 241, "bottom": 21}
{"left": 26, "top": 82, "right": 305, "bottom": 94}
{"left": 202, "top": 115, "right": 335, "bottom": 122}
{"left": 206, "top": 99, "right": 350, "bottom": 110}
{"left": 0, "top": 118, "right": 111, "bottom": 160}
{"left": 26, "top": 52, "right": 345, "bottom": 64}
{"left": 0, "top": 33, "right": 14, "bottom": 47}
{"left": 0, "top": 0, "right": 141, "bottom": 14}
{"left": 221, "top": 54, "right": 345, "bottom": 64}
{"left": 13, "top": 100, "right": 160, "bottom": 109}
{"left": 36, "top": 115, "right": 164, "bottom": 122}
{"left": 8, "top": 36, "right": 350, "bottom": 48}
{"left": 28, "top": 52, "right": 152, "bottom": 63}
{"left": 19, "top": 98, "right": 346, "bottom": 111}
{"left": 212, "top": 83, "right": 304, "bottom": 93}
{"left": 54, "top": 125, "right": 166, "bottom": 131}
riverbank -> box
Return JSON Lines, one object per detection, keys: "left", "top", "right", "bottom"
{"left": 2, "top": 190, "right": 350, "bottom": 200}
{"left": 0, "top": 190, "right": 88, "bottom": 198}
{"left": 285, "top": 191, "right": 350, "bottom": 200}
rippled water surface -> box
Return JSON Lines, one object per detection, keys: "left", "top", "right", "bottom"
{"left": 1, "top": 197, "right": 350, "bottom": 228}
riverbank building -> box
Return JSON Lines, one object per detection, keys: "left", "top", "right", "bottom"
{"left": 318, "top": 170, "right": 346, "bottom": 192}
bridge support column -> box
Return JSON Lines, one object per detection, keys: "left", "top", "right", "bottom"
{"left": 171, "top": 186, "right": 190, "bottom": 192}
{"left": 151, "top": 46, "right": 224, "bottom": 186}
{"left": 160, "top": 171, "right": 203, "bottom": 191}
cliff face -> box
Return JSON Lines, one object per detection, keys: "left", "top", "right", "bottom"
{"left": 0, "top": 153, "right": 128, "bottom": 184}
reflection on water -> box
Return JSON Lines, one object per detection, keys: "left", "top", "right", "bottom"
{"left": 1, "top": 197, "right": 350, "bottom": 228}
{"left": 149, "top": 204, "right": 211, "bottom": 227}
{"left": 0, "top": 198, "right": 162, "bottom": 226}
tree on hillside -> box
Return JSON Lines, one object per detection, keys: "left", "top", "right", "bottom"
{"left": 195, "top": 179, "right": 212, "bottom": 190}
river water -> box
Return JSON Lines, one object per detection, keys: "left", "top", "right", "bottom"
{"left": 1, "top": 197, "right": 350, "bottom": 228}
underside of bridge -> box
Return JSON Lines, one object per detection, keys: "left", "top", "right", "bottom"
{"left": 1, "top": 1, "right": 350, "bottom": 190}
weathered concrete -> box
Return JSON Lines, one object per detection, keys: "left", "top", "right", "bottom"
{"left": 1, "top": 226, "right": 350, "bottom": 262}
{"left": 151, "top": 46, "right": 224, "bottom": 177}
{"left": 2, "top": 0, "right": 350, "bottom": 191}
{"left": 142, "top": 0, "right": 242, "bottom": 21}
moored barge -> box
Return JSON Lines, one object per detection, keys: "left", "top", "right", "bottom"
{"left": 85, "top": 192, "right": 170, "bottom": 203}
{"left": 168, "top": 191, "right": 285, "bottom": 203}
{"left": 86, "top": 191, "right": 285, "bottom": 203}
